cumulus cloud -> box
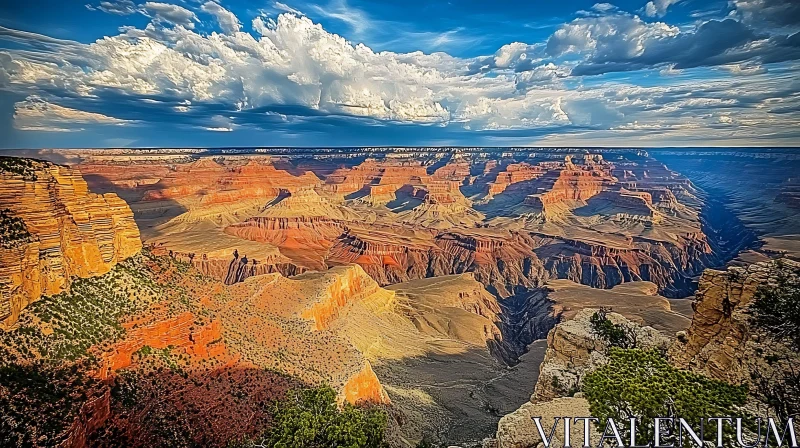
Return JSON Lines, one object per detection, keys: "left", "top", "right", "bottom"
{"left": 2, "top": 14, "right": 467, "bottom": 126}
{"left": 643, "top": 0, "right": 681, "bottom": 17}
{"left": 142, "top": 2, "right": 199, "bottom": 28}
{"left": 201, "top": 1, "right": 242, "bottom": 34}
{"left": 1, "top": 1, "right": 800, "bottom": 145}
{"left": 86, "top": 0, "right": 137, "bottom": 15}
{"left": 547, "top": 11, "right": 800, "bottom": 76}
{"left": 731, "top": 0, "right": 800, "bottom": 29}
{"left": 14, "top": 96, "right": 129, "bottom": 131}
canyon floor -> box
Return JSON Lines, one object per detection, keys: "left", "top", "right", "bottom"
{"left": 1, "top": 148, "right": 798, "bottom": 446}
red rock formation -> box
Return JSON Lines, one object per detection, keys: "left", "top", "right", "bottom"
{"left": 80, "top": 158, "right": 321, "bottom": 207}
{"left": 539, "top": 167, "right": 615, "bottom": 204}
{"left": 668, "top": 260, "right": 800, "bottom": 412}
{"left": 140, "top": 159, "right": 321, "bottom": 203}
{"left": 486, "top": 163, "right": 546, "bottom": 195}
{"left": 95, "top": 311, "right": 224, "bottom": 379}
{"left": 340, "top": 361, "right": 391, "bottom": 405}
{"left": 60, "top": 387, "right": 112, "bottom": 448}
{"left": 300, "top": 264, "right": 395, "bottom": 331}
{"left": 0, "top": 161, "right": 141, "bottom": 328}
{"left": 323, "top": 159, "right": 430, "bottom": 196}
{"left": 432, "top": 161, "right": 471, "bottom": 182}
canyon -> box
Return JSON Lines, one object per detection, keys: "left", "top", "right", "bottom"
{"left": 1, "top": 147, "right": 798, "bottom": 447}
{"left": 66, "top": 148, "right": 743, "bottom": 300}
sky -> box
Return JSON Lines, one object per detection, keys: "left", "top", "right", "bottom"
{"left": 0, "top": 0, "right": 799, "bottom": 148}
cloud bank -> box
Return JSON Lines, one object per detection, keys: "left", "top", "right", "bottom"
{"left": 1, "top": 0, "right": 799, "bottom": 147}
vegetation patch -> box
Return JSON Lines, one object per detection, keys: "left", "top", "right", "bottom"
{"left": 589, "top": 308, "right": 638, "bottom": 348}
{"left": 583, "top": 348, "right": 748, "bottom": 446}
{"left": 0, "top": 209, "right": 32, "bottom": 249}
{"left": 750, "top": 260, "right": 800, "bottom": 350}
{"left": 237, "top": 385, "right": 389, "bottom": 448}
{"left": 747, "top": 260, "right": 800, "bottom": 422}
{"left": 0, "top": 156, "right": 45, "bottom": 181}
{"left": 0, "top": 361, "right": 101, "bottom": 446}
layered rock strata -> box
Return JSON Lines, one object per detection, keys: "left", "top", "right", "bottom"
{"left": 670, "top": 260, "right": 800, "bottom": 387}
{"left": 0, "top": 159, "right": 141, "bottom": 328}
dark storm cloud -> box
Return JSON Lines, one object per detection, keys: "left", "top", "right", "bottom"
{"left": 551, "top": 16, "right": 800, "bottom": 77}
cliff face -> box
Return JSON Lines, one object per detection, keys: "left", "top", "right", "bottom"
{"left": 669, "top": 260, "right": 800, "bottom": 386}
{"left": 299, "top": 264, "right": 397, "bottom": 331}
{"left": 0, "top": 159, "right": 141, "bottom": 328}
{"left": 493, "top": 309, "right": 670, "bottom": 448}
{"left": 532, "top": 308, "right": 670, "bottom": 402}
{"left": 67, "top": 151, "right": 748, "bottom": 302}
{"left": 95, "top": 311, "right": 224, "bottom": 379}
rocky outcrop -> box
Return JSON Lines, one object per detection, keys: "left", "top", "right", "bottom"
{"left": 0, "top": 159, "right": 141, "bottom": 329}
{"left": 493, "top": 309, "right": 669, "bottom": 448}
{"left": 535, "top": 232, "right": 714, "bottom": 297}
{"left": 323, "top": 159, "right": 430, "bottom": 196}
{"left": 299, "top": 264, "right": 397, "bottom": 331}
{"left": 220, "top": 265, "right": 396, "bottom": 407}
{"left": 60, "top": 387, "right": 112, "bottom": 448}
{"left": 340, "top": 361, "right": 392, "bottom": 405}
{"left": 138, "top": 158, "right": 321, "bottom": 203}
{"left": 532, "top": 308, "right": 669, "bottom": 402}
{"left": 670, "top": 260, "right": 800, "bottom": 385}
{"left": 95, "top": 311, "right": 225, "bottom": 379}
{"left": 495, "top": 397, "right": 593, "bottom": 448}
{"left": 486, "top": 163, "right": 546, "bottom": 195}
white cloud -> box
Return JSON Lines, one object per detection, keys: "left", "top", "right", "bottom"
{"left": 142, "top": 2, "right": 199, "bottom": 29}
{"left": 1, "top": 4, "right": 799, "bottom": 143}
{"left": 14, "top": 96, "right": 129, "bottom": 131}
{"left": 309, "top": 0, "right": 371, "bottom": 40}
{"left": 201, "top": 1, "right": 242, "bottom": 34}
{"left": 719, "top": 63, "right": 767, "bottom": 75}
{"left": 86, "top": 0, "right": 137, "bottom": 15}
{"left": 273, "top": 2, "right": 304, "bottom": 16}
{"left": 547, "top": 13, "right": 680, "bottom": 58}
{"left": 593, "top": 3, "right": 617, "bottom": 13}
{"left": 643, "top": 0, "right": 681, "bottom": 17}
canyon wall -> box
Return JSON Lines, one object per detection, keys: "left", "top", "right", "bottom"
{"left": 670, "top": 260, "right": 800, "bottom": 386}
{"left": 0, "top": 159, "right": 141, "bottom": 329}
{"left": 494, "top": 309, "right": 670, "bottom": 448}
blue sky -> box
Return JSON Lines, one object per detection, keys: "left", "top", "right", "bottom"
{"left": 0, "top": 0, "right": 799, "bottom": 148}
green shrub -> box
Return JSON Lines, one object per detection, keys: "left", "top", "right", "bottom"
{"left": 747, "top": 260, "right": 800, "bottom": 422}
{"left": 589, "top": 308, "right": 636, "bottom": 348}
{"left": 250, "top": 385, "right": 389, "bottom": 448}
{"left": 0, "top": 209, "right": 32, "bottom": 249}
{"left": 749, "top": 260, "right": 800, "bottom": 350}
{"left": 583, "top": 348, "right": 748, "bottom": 446}
{"left": 0, "top": 156, "right": 43, "bottom": 181}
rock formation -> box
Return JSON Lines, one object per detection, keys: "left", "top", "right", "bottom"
{"left": 53, "top": 150, "right": 753, "bottom": 300}
{"left": 1, "top": 148, "right": 796, "bottom": 447}
{"left": 670, "top": 260, "right": 800, "bottom": 387}
{"left": 493, "top": 309, "right": 670, "bottom": 448}
{"left": 0, "top": 158, "right": 141, "bottom": 329}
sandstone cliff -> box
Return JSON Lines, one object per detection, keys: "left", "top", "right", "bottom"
{"left": 494, "top": 309, "right": 669, "bottom": 448}
{"left": 669, "top": 260, "right": 800, "bottom": 392}
{"left": 532, "top": 308, "right": 670, "bottom": 402}
{"left": 0, "top": 158, "right": 141, "bottom": 329}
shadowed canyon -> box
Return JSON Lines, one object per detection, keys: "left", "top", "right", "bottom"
{"left": 1, "top": 147, "right": 798, "bottom": 447}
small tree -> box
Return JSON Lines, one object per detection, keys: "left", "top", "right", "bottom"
{"left": 583, "top": 348, "right": 748, "bottom": 446}
{"left": 589, "top": 308, "right": 637, "bottom": 348}
{"left": 253, "top": 385, "right": 389, "bottom": 448}
{"left": 748, "top": 260, "right": 800, "bottom": 421}
{"left": 749, "top": 260, "right": 800, "bottom": 350}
